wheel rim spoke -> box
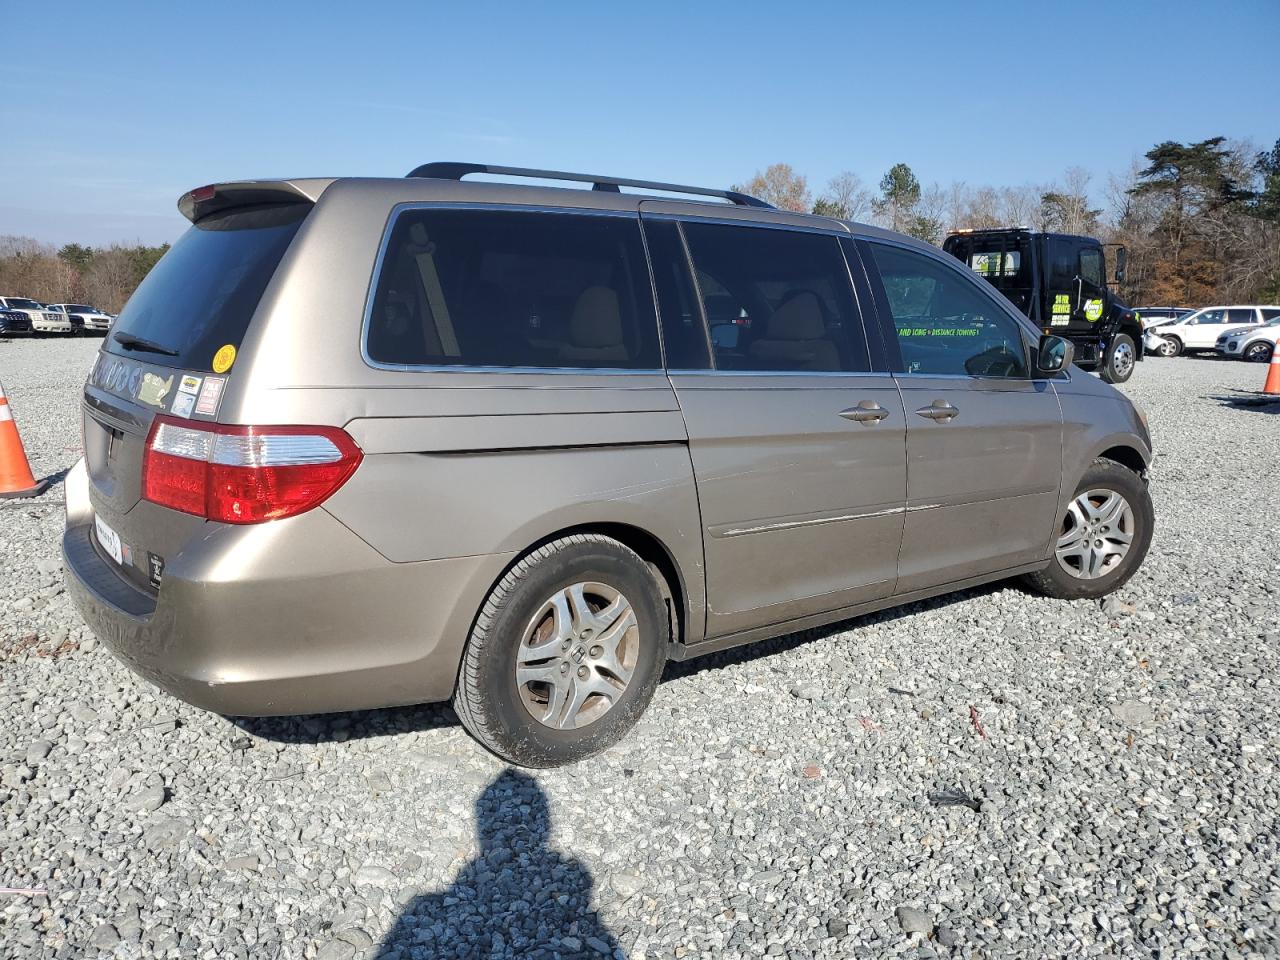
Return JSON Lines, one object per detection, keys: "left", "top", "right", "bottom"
{"left": 1106, "top": 527, "right": 1133, "bottom": 546}
{"left": 1095, "top": 493, "right": 1126, "bottom": 526}
{"left": 515, "top": 580, "right": 640, "bottom": 730}
{"left": 559, "top": 673, "right": 616, "bottom": 729}
{"left": 541, "top": 672, "right": 573, "bottom": 726}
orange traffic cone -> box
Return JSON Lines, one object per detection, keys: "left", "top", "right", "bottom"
{"left": 1264, "top": 342, "right": 1280, "bottom": 396}
{"left": 0, "top": 381, "right": 50, "bottom": 499}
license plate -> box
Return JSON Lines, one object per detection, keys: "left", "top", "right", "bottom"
{"left": 94, "top": 513, "right": 123, "bottom": 566}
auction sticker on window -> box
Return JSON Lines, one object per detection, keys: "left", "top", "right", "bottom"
{"left": 94, "top": 513, "right": 123, "bottom": 566}
{"left": 194, "top": 376, "right": 226, "bottom": 417}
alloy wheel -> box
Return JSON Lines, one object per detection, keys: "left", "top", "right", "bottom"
{"left": 1245, "top": 342, "right": 1273, "bottom": 363}
{"left": 1055, "top": 489, "right": 1136, "bottom": 580}
{"left": 1112, "top": 341, "right": 1135, "bottom": 378}
{"left": 515, "top": 582, "right": 639, "bottom": 730}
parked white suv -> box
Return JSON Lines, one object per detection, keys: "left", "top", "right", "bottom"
{"left": 0, "top": 296, "right": 71, "bottom": 334}
{"left": 1150, "top": 306, "right": 1280, "bottom": 357}
{"left": 46, "top": 303, "right": 114, "bottom": 335}
{"left": 1217, "top": 312, "right": 1280, "bottom": 362}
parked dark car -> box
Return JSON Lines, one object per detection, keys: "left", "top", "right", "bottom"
{"left": 0, "top": 307, "right": 33, "bottom": 335}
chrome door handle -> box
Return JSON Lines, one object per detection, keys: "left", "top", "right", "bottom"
{"left": 839, "top": 401, "right": 890, "bottom": 423}
{"left": 914, "top": 400, "right": 960, "bottom": 422}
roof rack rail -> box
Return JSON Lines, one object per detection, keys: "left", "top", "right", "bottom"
{"left": 404, "top": 162, "right": 773, "bottom": 209}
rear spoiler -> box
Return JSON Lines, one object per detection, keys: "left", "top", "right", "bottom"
{"left": 177, "top": 178, "right": 334, "bottom": 223}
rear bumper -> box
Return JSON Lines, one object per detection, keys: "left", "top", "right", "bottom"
{"left": 61, "top": 461, "right": 511, "bottom": 716}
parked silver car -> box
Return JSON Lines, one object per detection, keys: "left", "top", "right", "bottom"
{"left": 63, "top": 163, "right": 1155, "bottom": 766}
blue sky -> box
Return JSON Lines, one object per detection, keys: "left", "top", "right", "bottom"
{"left": 2, "top": 0, "right": 1277, "bottom": 247}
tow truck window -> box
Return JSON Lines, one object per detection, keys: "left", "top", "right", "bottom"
{"left": 1080, "top": 249, "right": 1105, "bottom": 287}
{"left": 970, "top": 251, "right": 1021, "bottom": 278}
{"left": 1048, "top": 247, "right": 1077, "bottom": 290}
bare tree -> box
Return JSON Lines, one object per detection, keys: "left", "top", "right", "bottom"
{"left": 1041, "top": 166, "right": 1101, "bottom": 235}
{"left": 964, "top": 187, "right": 1003, "bottom": 229}
{"left": 82, "top": 248, "right": 137, "bottom": 314}
{"left": 944, "top": 182, "right": 971, "bottom": 234}
{"left": 733, "top": 163, "right": 811, "bottom": 213}
{"left": 814, "top": 171, "right": 872, "bottom": 221}
{"left": 1000, "top": 184, "right": 1042, "bottom": 228}
{"left": 914, "top": 183, "right": 948, "bottom": 243}
{"left": 0, "top": 237, "right": 78, "bottom": 304}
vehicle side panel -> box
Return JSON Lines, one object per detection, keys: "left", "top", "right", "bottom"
{"left": 1051, "top": 371, "right": 1152, "bottom": 528}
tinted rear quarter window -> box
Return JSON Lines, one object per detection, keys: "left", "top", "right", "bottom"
{"left": 366, "top": 209, "right": 659, "bottom": 369}
{"left": 680, "top": 221, "right": 868, "bottom": 373}
{"left": 105, "top": 203, "right": 308, "bottom": 370}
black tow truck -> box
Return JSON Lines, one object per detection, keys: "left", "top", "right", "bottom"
{"left": 942, "top": 228, "right": 1142, "bottom": 383}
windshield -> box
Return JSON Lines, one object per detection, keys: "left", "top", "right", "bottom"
{"left": 67, "top": 304, "right": 96, "bottom": 313}
{"left": 6, "top": 298, "right": 43, "bottom": 310}
{"left": 104, "top": 203, "right": 309, "bottom": 370}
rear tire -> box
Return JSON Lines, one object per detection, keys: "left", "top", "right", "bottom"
{"left": 1099, "top": 334, "right": 1136, "bottom": 384}
{"left": 1022, "top": 458, "right": 1153, "bottom": 601}
{"left": 454, "top": 534, "right": 668, "bottom": 768}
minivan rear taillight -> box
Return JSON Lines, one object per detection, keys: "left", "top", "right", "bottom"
{"left": 142, "top": 417, "right": 362, "bottom": 524}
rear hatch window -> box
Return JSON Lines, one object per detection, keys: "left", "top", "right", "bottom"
{"left": 103, "top": 203, "right": 308, "bottom": 372}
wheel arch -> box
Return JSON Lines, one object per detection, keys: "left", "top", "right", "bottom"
{"left": 481, "top": 520, "right": 699, "bottom": 653}
{"left": 1096, "top": 443, "right": 1149, "bottom": 478}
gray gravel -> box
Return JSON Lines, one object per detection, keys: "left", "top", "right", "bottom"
{"left": 2, "top": 337, "right": 1279, "bottom": 959}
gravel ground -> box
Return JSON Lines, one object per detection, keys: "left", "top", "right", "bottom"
{"left": 2, "top": 337, "right": 1278, "bottom": 959}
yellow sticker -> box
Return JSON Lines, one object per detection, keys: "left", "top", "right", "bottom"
{"left": 1084, "top": 299, "right": 1104, "bottom": 322}
{"left": 212, "top": 344, "right": 236, "bottom": 374}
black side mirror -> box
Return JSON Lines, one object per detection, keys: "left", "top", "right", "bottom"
{"left": 1037, "top": 334, "right": 1074, "bottom": 374}
{"left": 1114, "top": 246, "right": 1127, "bottom": 284}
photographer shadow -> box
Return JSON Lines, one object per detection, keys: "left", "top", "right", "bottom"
{"left": 376, "top": 769, "right": 622, "bottom": 960}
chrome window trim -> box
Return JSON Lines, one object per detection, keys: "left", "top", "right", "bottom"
{"left": 360, "top": 202, "right": 657, "bottom": 375}
{"left": 666, "top": 369, "right": 891, "bottom": 379}
{"left": 643, "top": 210, "right": 851, "bottom": 238}
{"left": 890, "top": 372, "right": 1041, "bottom": 383}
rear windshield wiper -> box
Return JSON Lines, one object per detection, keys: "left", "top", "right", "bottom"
{"left": 112, "top": 331, "right": 179, "bottom": 357}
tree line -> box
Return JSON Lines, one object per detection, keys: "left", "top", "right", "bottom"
{"left": 735, "top": 136, "right": 1280, "bottom": 307}
{"left": 0, "top": 238, "right": 169, "bottom": 314}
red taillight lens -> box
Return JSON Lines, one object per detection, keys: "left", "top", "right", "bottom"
{"left": 142, "top": 417, "right": 362, "bottom": 524}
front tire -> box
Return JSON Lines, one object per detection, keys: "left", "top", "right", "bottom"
{"left": 1099, "top": 334, "right": 1137, "bottom": 383}
{"left": 1244, "top": 341, "right": 1274, "bottom": 363}
{"left": 1157, "top": 336, "right": 1181, "bottom": 357}
{"left": 1022, "top": 458, "right": 1153, "bottom": 601}
{"left": 454, "top": 534, "right": 669, "bottom": 767}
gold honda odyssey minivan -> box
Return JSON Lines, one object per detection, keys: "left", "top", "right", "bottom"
{"left": 63, "top": 163, "right": 1154, "bottom": 767}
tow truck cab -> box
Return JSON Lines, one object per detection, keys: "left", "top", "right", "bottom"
{"left": 942, "top": 229, "right": 1142, "bottom": 383}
